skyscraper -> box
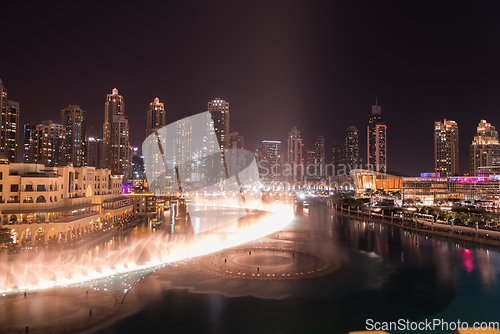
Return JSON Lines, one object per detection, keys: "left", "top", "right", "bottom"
{"left": 3, "top": 101, "right": 20, "bottom": 163}
{"left": 314, "top": 136, "right": 325, "bottom": 177}
{"left": 305, "top": 147, "right": 316, "bottom": 178}
{"left": 175, "top": 118, "right": 192, "bottom": 183}
{"left": 60, "top": 105, "right": 86, "bottom": 166}
{"left": 33, "top": 120, "right": 67, "bottom": 166}
{"left": 103, "top": 88, "right": 130, "bottom": 175}
{"left": 0, "top": 80, "right": 20, "bottom": 163}
{"left": 367, "top": 100, "right": 387, "bottom": 172}
{"left": 86, "top": 137, "right": 103, "bottom": 169}
{"left": 330, "top": 141, "right": 345, "bottom": 176}
{"left": 470, "top": 119, "right": 500, "bottom": 176}
{"left": 208, "top": 98, "right": 229, "bottom": 150}
{"left": 435, "top": 119, "right": 459, "bottom": 177}
{"left": 146, "top": 97, "right": 166, "bottom": 138}
{"left": 345, "top": 126, "right": 359, "bottom": 168}
{"left": 261, "top": 140, "right": 281, "bottom": 181}
{"left": 0, "top": 80, "right": 7, "bottom": 156}
{"left": 287, "top": 126, "right": 303, "bottom": 183}
{"left": 23, "top": 124, "right": 36, "bottom": 163}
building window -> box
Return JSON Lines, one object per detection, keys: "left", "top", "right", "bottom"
{"left": 36, "top": 195, "right": 46, "bottom": 203}
{"left": 37, "top": 184, "right": 45, "bottom": 191}
{"left": 11, "top": 184, "right": 19, "bottom": 192}
{"left": 24, "top": 195, "right": 33, "bottom": 203}
{"left": 0, "top": 172, "right": 2, "bottom": 180}
{"left": 0, "top": 184, "right": 2, "bottom": 192}
{"left": 25, "top": 184, "right": 33, "bottom": 191}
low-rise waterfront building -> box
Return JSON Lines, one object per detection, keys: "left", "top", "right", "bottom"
{"left": 0, "top": 158, "right": 134, "bottom": 245}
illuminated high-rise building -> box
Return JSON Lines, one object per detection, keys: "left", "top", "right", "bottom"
{"left": 470, "top": 119, "right": 500, "bottom": 176}
{"left": 146, "top": 97, "right": 166, "bottom": 138}
{"left": 60, "top": 105, "right": 86, "bottom": 166}
{"left": 305, "top": 147, "right": 316, "bottom": 178}
{"left": 0, "top": 80, "right": 20, "bottom": 163}
{"left": 103, "top": 88, "right": 130, "bottom": 175}
{"left": 435, "top": 119, "right": 459, "bottom": 177}
{"left": 314, "top": 136, "right": 325, "bottom": 177}
{"left": 86, "top": 137, "right": 103, "bottom": 169}
{"left": 367, "top": 100, "right": 387, "bottom": 172}
{"left": 175, "top": 118, "right": 192, "bottom": 183}
{"left": 345, "top": 126, "right": 359, "bottom": 168}
{"left": 330, "top": 141, "right": 345, "bottom": 176}
{"left": 208, "top": 98, "right": 229, "bottom": 150}
{"left": 287, "top": 126, "right": 303, "bottom": 183}
{"left": 23, "top": 124, "right": 36, "bottom": 163}
{"left": 3, "top": 101, "right": 20, "bottom": 163}
{"left": 33, "top": 120, "right": 67, "bottom": 166}
{"left": 261, "top": 140, "right": 281, "bottom": 181}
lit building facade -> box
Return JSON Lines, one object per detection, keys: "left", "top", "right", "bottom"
{"left": 351, "top": 169, "right": 402, "bottom": 194}
{"left": 401, "top": 173, "right": 449, "bottom": 205}
{"left": 286, "top": 126, "right": 303, "bottom": 183}
{"left": 60, "top": 105, "right": 86, "bottom": 166}
{"left": 86, "top": 137, "right": 103, "bottom": 169}
{"left": 103, "top": 88, "right": 130, "bottom": 176}
{"left": 261, "top": 140, "right": 281, "bottom": 181}
{"left": 345, "top": 126, "right": 359, "bottom": 168}
{"left": 146, "top": 97, "right": 166, "bottom": 138}
{"left": 435, "top": 119, "right": 459, "bottom": 177}
{"left": 330, "top": 141, "right": 344, "bottom": 176}
{"left": 208, "top": 98, "right": 229, "bottom": 150}
{"left": 175, "top": 118, "right": 192, "bottom": 183}
{"left": 2, "top": 101, "right": 20, "bottom": 163}
{"left": 33, "top": 120, "right": 67, "bottom": 166}
{"left": 401, "top": 173, "right": 500, "bottom": 205}
{"left": 314, "top": 136, "right": 325, "bottom": 177}
{"left": 23, "top": 124, "right": 36, "bottom": 163}
{"left": 367, "top": 101, "right": 387, "bottom": 172}
{"left": 305, "top": 147, "right": 316, "bottom": 179}
{"left": 470, "top": 119, "right": 500, "bottom": 176}
{"left": 0, "top": 80, "right": 20, "bottom": 163}
{"left": 0, "top": 160, "right": 134, "bottom": 245}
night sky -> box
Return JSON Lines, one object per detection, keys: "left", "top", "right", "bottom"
{"left": 1, "top": 1, "right": 500, "bottom": 176}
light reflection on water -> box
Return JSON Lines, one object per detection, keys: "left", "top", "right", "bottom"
{"left": 92, "top": 204, "right": 500, "bottom": 334}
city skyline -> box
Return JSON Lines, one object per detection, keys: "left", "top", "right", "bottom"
{"left": 7, "top": 77, "right": 500, "bottom": 177}
{"left": 3, "top": 2, "right": 500, "bottom": 176}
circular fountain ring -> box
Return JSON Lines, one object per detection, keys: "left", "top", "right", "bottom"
{"left": 195, "top": 246, "right": 340, "bottom": 280}
{"left": 269, "top": 230, "right": 337, "bottom": 242}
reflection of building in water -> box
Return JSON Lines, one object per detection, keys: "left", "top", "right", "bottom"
{"left": 175, "top": 118, "right": 192, "bottom": 183}
{"left": 0, "top": 160, "right": 134, "bottom": 244}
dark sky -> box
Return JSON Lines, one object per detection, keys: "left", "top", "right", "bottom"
{"left": 1, "top": 1, "right": 500, "bottom": 176}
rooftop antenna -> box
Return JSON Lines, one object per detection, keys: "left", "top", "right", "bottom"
{"left": 375, "top": 97, "right": 378, "bottom": 106}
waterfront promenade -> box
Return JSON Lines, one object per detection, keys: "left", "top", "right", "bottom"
{"left": 329, "top": 203, "right": 500, "bottom": 247}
